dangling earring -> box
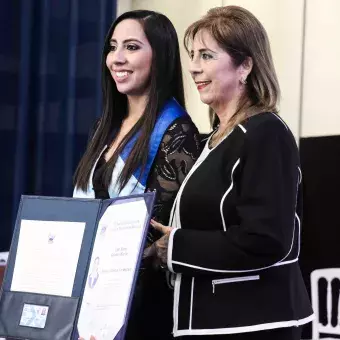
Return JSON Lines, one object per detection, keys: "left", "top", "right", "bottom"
{"left": 240, "top": 77, "right": 247, "bottom": 85}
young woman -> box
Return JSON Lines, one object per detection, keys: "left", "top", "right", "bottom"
{"left": 75, "top": 10, "right": 200, "bottom": 340}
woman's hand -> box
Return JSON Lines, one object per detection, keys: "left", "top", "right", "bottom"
{"left": 78, "top": 336, "right": 96, "bottom": 340}
{"left": 143, "top": 219, "right": 173, "bottom": 268}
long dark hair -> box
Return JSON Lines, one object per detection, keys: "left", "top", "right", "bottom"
{"left": 74, "top": 10, "right": 185, "bottom": 192}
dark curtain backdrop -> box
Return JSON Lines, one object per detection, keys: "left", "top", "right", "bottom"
{"left": 0, "top": 0, "right": 116, "bottom": 251}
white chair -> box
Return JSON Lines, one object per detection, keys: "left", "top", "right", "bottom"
{"left": 311, "top": 268, "right": 340, "bottom": 339}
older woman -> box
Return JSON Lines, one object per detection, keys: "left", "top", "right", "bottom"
{"left": 146, "top": 5, "right": 313, "bottom": 340}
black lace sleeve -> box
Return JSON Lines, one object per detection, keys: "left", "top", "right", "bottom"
{"left": 146, "top": 117, "right": 201, "bottom": 243}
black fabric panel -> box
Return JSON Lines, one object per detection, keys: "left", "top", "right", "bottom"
{"left": 177, "top": 276, "right": 192, "bottom": 331}
{"left": 299, "top": 135, "right": 340, "bottom": 339}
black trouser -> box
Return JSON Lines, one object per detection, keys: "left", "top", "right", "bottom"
{"left": 179, "top": 327, "right": 302, "bottom": 340}
{"left": 125, "top": 269, "right": 173, "bottom": 340}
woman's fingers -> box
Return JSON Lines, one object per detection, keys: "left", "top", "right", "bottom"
{"left": 150, "top": 219, "right": 172, "bottom": 234}
{"left": 143, "top": 243, "right": 156, "bottom": 258}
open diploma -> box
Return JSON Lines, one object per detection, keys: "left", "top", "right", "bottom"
{"left": 77, "top": 198, "right": 149, "bottom": 340}
{"left": 10, "top": 220, "right": 85, "bottom": 297}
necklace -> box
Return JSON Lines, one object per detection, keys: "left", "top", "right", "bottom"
{"left": 208, "top": 126, "right": 231, "bottom": 148}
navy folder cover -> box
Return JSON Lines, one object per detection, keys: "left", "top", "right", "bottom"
{"left": 0, "top": 192, "right": 155, "bottom": 340}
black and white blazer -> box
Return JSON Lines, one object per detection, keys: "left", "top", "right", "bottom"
{"left": 167, "top": 112, "right": 314, "bottom": 337}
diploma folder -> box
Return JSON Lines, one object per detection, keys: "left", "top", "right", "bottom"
{"left": 0, "top": 192, "right": 155, "bottom": 340}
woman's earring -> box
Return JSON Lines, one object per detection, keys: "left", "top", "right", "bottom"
{"left": 240, "top": 77, "right": 247, "bottom": 85}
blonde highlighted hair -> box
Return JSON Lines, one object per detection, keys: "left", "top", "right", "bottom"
{"left": 185, "top": 6, "right": 280, "bottom": 129}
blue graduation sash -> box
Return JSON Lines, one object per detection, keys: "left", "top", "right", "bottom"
{"left": 73, "top": 98, "right": 188, "bottom": 198}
